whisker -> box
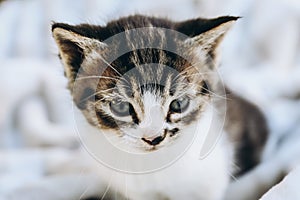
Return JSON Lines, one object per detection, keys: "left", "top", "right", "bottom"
{"left": 199, "top": 86, "right": 231, "bottom": 100}
{"left": 227, "top": 170, "right": 238, "bottom": 182}
{"left": 183, "top": 71, "right": 216, "bottom": 78}
{"left": 97, "top": 57, "right": 132, "bottom": 86}
{"left": 190, "top": 58, "right": 218, "bottom": 68}
{"left": 100, "top": 174, "right": 113, "bottom": 200}
{"left": 76, "top": 75, "right": 120, "bottom": 82}
{"left": 116, "top": 75, "right": 131, "bottom": 86}
{"left": 91, "top": 96, "right": 111, "bottom": 104}
{"left": 115, "top": 84, "right": 132, "bottom": 90}
{"left": 173, "top": 68, "right": 190, "bottom": 80}
{"left": 201, "top": 98, "right": 222, "bottom": 114}
{"left": 231, "top": 161, "right": 241, "bottom": 173}
{"left": 79, "top": 186, "right": 91, "bottom": 200}
{"left": 92, "top": 100, "right": 110, "bottom": 107}
{"left": 176, "top": 80, "right": 230, "bottom": 101}
{"left": 79, "top": 88, "right": 116, "bottom": 104}
{"left": 124, "top": 172, "right": 129, "bottom": 200}
{"left": 114, "top": 138, "right": 131, "bottom": 147}
{"left": 98, "top": 56, "right": 123, "bottom": 77}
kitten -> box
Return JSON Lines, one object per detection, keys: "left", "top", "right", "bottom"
{"left": 52, "top": 15, "right": 268, "bottom": 200}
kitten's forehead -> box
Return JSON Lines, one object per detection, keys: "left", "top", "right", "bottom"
{"left": 113, "top": 64, "right": 184, "bottom": 101}
{"left": 97, "top": 47, "right": 194, "bottom": 98}
{"left": 124, "top": 26, "right": 168, "bottom": 48}
{"left": 125, "top": 64, "right": 177, "bottom": 85}
{"left": 78, "top": 25, "right": 200, "bottom": 97}
{"left": 110, "top": 48, "right": 189, "bottom": 75}
{"left": 99, "top": 23, "right": 192, "bottom": 73}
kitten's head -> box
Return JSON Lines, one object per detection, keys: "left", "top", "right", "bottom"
{"left": 52, "top": 15, "right": 237, "bottom": 153}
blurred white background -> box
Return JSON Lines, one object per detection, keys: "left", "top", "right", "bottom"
{"left": 0, "top": 0, "right": 300, "bottom": 199}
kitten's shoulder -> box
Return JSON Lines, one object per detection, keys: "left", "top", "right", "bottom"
{"left": 225, "top": 89, "right": 268, "bottom": 176}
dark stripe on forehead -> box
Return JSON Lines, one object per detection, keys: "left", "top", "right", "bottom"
{"left": 109, "top": 49, "right": 190, "bottom": 75}
{"left": 140, "top": 83, "right": 165, "bottom": 95}
{"left": 159, "top": 65, "right": 171, "bottom": 87}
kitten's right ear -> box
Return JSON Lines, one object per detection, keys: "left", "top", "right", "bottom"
{"left": 52, "top": 23, "right": 107, "bottom": 83}
{"left": 175, "top": 16, "right": 239, "bottom": 66}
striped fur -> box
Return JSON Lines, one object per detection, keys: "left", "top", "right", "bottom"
{"left": 52, "top": 15, "right": 269, "bottom": 199}
{"left": 52, "top": 15, "right": 236, "bottom": 129}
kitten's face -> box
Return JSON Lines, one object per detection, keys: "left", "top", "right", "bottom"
{"left": 94, "top": 61, "right": 210, "bottom": 151}
{"left": 52, "top": 15, "right": 237, "bottom": 153}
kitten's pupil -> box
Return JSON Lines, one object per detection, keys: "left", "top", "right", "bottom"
{"left": 110, "top": 101, "right": 131, "bottom": 117}
{"left": 169, "top": 96, "right": 189, "bottom": 113}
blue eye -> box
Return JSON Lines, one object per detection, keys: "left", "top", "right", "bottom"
{"left": 169, "top": 96, "right": 190, "bottom": 113}
{"left": 110, "top": 101, "right": 131, "bottom": 117}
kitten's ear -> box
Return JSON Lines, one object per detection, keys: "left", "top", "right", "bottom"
{"left": 52, "top": 23, "right": 107, "bottom": 82}
{"left": 175, "top": 16, "right": 239, "bottom": 62}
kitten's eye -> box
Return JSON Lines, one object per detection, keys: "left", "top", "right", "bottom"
{"left": 110, "top": 101, "right": 131, "bottom": 117}
{"left": 169, "top": 96, "right": 190, "bottom": 113}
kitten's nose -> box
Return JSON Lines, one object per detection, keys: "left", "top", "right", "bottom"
{"left": 142, "top": 135, "right": 165, "bottom": 146}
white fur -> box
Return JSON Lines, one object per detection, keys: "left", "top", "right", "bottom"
{"left": 77, "top": 104, "right": 233, "bottom": 200}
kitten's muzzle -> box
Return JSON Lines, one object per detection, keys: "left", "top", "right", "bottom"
{"left": 141, "top": 132, "right": 167, "bottom": 146}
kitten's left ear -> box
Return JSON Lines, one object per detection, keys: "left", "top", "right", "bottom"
{"left": 52, "top": 23, "right": 107, "bottom": 83}
{"left": 52, "top": 23, "right": 108, "bottom": 110}
{"left": 175, "top": 16, "right": 239, "bottom": 61}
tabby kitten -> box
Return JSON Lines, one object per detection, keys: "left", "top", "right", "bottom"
{"left": 52, "top": 15, "right": 268, "bottom": 200}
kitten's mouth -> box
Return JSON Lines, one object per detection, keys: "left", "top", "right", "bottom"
{"left": 141, "top": 131, "right": 167, "bottom": 146}
{"left": 141, "top": 128, "right": 179, "bottom": 147}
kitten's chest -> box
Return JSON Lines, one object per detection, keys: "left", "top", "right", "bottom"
{"left": 97, "top": 133, "right": 232, "bottom": 200}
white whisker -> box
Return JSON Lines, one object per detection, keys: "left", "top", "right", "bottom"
{"left": 100, "top": 174, "right": 113, "bottom": 200}
{"left": 76, "top": 75, "right": 119, "bottom": 81}
{"left": 79, "top": 88, "right": 116, "bottom": 103}
{"left": 98, "top": 56, "right": 123, "bottom": 77}
{"left": 79, "top": 186, "right": 91, "bottom": 200}
{"left": 199, "top": 86, "right": 230, "bottom": 100}
{"left": 227, "top": 170, "right": 238, "bottom": 182}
